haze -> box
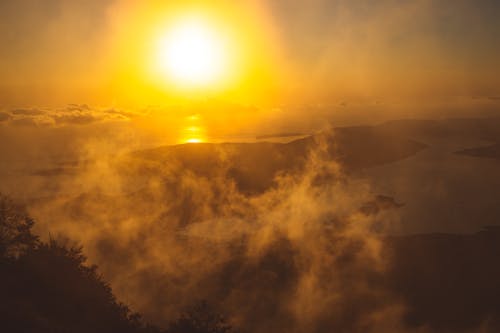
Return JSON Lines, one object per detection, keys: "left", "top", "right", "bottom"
{"left": 1, "top": 1, "right": 500, "bottom": 333}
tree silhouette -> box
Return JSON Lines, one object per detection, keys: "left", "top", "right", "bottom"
{"left": 0, "top": 194, "right": 150, "bottom": 333}
{"left": 0, "top": 194, "right": 235, "bottom": 333}
{"left": 0, "top": 194, "right": 38, "bottom": 259}
{"left": 167, "top": 301, "right": 234, "bottom": 333}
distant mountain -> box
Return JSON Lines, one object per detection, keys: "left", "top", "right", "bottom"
{"left": 455, "top": 143, "right": 500, "bottom": 160}
{"left": 373, "top": 117, "right": 500, "bottom": 160}
{"left": 31, "top": 117, "right": 500, "bottom": 183}
{"left": 377, "top": 117, "right": 500, "bottom": 142}
{"left": 131, "top": 126, "right": 427, "bottom": 194}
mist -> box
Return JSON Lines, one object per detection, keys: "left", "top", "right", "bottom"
{"left": 2, "top": 1, "right": 500, "bottom": 332}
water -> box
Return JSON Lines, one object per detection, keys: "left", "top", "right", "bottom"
{"left": 362, "top": 137, "right": 500, "bottom": 234}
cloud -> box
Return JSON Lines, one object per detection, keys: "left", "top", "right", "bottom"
{"left": 2, "top": 105, "right": 141, "bottom": 127}
{"left": 11, "top": 108, "right": 46, "bottom": 116}
{"left": 10, "top": 117, "right": 40, "bottom": 127}
{"left": 54, "top": 112, "right": 99, "bottom": 125}
{"left": 21, "top": 130, "right": 407, "bottom": 332}
{"left": 2, "top": 119, "right": 498, "bottom": 332}
{"left": 0, "top": 112, "right": 11, "bottom": 122}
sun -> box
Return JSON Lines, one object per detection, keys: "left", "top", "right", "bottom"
{"left": 157, "top": 17, "right": 227, "bottom": 87}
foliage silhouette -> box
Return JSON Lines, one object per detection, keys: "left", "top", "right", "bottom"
{"left": 166, "top": 301, "right": 233, "bottom": 333}
{"left": 0, "top": 194, "right": 38, "bottom": 258}
{"left": 0, "top": 194, "right": 234, "bottom": 333}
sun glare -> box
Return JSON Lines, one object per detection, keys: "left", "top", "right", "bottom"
{"left": 185, "top": 138, "right": 202, "bottom": 143}
{"left": 180, "top": 115, "right": 206, "bottom": 143}
{"left": 157, "top": 17, "right": 226, "bottom": 87}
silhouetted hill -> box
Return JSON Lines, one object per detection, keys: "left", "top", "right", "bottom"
{"left": 1, "top": 242, "right": 149, "bottom": 333}
{"left": 0, "top": 194, "right": 151, "bottom": 333}
{"left": 378, "top": 117, "right": 500, "bottom": 142}
{"left": 3, "top": 194, "right": 500, "bottom": 332}
{"left": 30, "top": 117, "right": 500, "bottom": 185}
{"left": 131, "top": 126, "right": 426, "bottom": 194}
{"left": 0, "top": 195, "right": 234, "bottom": 333}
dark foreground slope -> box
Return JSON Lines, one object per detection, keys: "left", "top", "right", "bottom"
{"left": 3, "top": 194, "right": 500, "bottom": 333}
{"left": 386, "top": 226, "right": 500, "bottom": 331}
{"left": 0, "top": 195, "right": 233, "bottom": 333}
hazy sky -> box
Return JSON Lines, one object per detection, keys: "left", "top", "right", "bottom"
{"left": 0, "top": 0, "right": 499, "bottom": 107}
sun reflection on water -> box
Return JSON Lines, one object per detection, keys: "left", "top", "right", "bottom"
{"left": 180, "top": 114, "right": 206, "bottom": 143}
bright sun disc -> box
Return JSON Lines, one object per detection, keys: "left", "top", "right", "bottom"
{"left": 158, "top": 17, "right": 226, "bottom": 86}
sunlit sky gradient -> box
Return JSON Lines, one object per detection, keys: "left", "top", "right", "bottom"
{"left": 0, "top": 0, "right": 499, "bottom": 109}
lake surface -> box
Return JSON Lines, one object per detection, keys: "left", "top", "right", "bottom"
{"left": 362, "top": 137, "right": 500, "bottom": 234}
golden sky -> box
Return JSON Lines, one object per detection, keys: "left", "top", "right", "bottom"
{"left": 0, "top": 0, "right": 499, "bottom": 108}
